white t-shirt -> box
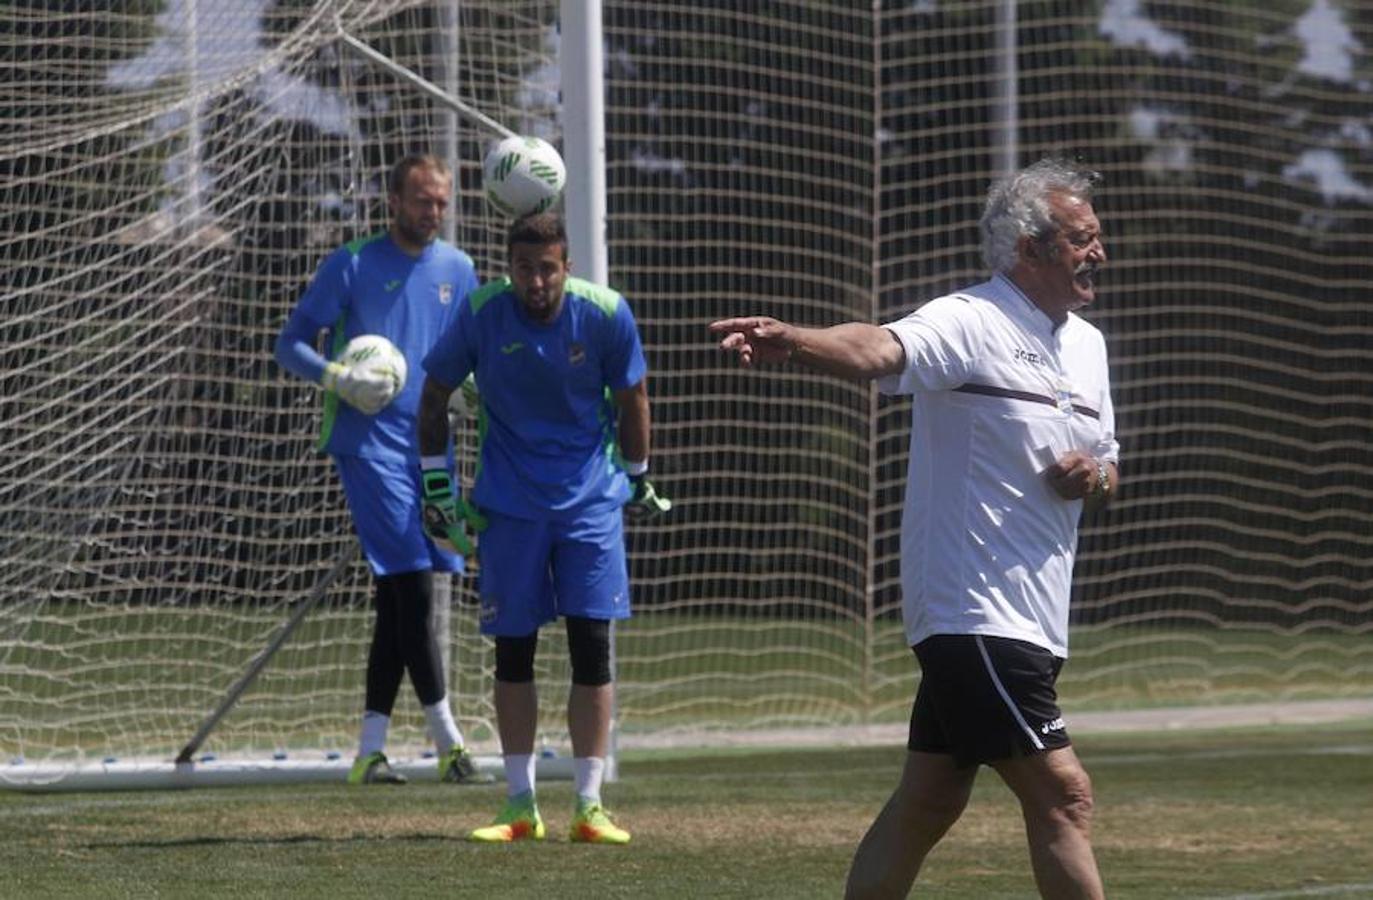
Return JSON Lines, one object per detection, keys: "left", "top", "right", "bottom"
{"left": 877, "top": 274, "right": 1119, "bottom": 657}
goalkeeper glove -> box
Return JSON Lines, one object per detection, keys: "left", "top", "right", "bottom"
{"left": 446, "top": 374, "right": 481, "bottom": 428}
{"left": 321, "top": 361, "right": 397, "bottom": 416}
{"left": 625, "top": 473, "right": 672, "bottom": 521}
{"left": 420, "top": 467, "right": 487, "bottom": 556}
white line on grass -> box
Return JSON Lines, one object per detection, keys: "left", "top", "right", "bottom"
{"left": 1088, "top": 744, "right": 1373, "bottom": 766}
{"left": 1205, "top": 883, "right": 1373, "bottom": 899}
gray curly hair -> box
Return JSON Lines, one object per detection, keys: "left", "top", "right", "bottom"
{"left": 979, "top": 158, "right": 1100, "bottom": 273}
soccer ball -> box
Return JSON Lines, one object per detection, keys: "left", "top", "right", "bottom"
{"left": 339, "top": 333, "right": 406, "bottom": 401}
{"left": 482, "top": 135, "right": 566, "bottom": 217}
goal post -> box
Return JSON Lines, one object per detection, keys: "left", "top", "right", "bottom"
{"left": 335, "top": 28, "right": 516, "bottom": 141}
{"left": 559, "top": 0, "right": 609, "bottom": 287}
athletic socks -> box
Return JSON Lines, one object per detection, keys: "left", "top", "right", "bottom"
{"left": 358, "top": 710, "right": 389, "bottom": 758}
{"left": 504, "top": 753, "right": 537, "bottom": 798}
{"left": 573, "top": 756, "right": 606, "bottom": 808}
{"left": 423, "top": 696, "right": 465, "bottom": 754}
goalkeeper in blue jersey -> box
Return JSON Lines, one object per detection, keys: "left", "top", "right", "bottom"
{"left": 274, "top": 155, "right": 492, "bottom": 787}
{"left": 417, "top": 213, "right": 670, "bottom": 845}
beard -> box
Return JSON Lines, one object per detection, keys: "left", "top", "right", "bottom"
{"left": 395, "top": 216, "right": 438, "bottom": 247}
{"left": 521, "top": 293, "right": 560, "bottom": 322}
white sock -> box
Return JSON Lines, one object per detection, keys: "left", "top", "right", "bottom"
{"left": 358, "top": 710, "right": 389, "bottom": 757}
{"left": 573, "top": 757, "right": 606, "bottom": 807}
{"left": 423, "top": 696, "right": 464, "bottom": 754}
{"left": 504, "top": 753, "right": 536, "bottom": 799}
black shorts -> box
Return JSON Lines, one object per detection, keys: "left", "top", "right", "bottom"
{"left": 908, "top": 634, "right": 1070, "bottom": 768}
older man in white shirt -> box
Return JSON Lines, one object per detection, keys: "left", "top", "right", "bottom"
{"left": 711, "top": 158, "right": 1115, "bottom": 900}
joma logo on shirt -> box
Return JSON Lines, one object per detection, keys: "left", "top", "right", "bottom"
{"left": 383, "top": 279, "right": 402, "bottom": 292}
{"left": 1013, "top": 347, "right": 1044, "bottom": 366}
{"left": 501, "top": 342, "right": 525, "bottom": 355}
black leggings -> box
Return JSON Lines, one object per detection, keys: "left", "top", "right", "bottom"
{"left": 364, "top": 570, "right": 446, "bottom": 714}
{"left": 493, "top": 616, "right": 613, "bottom": 686}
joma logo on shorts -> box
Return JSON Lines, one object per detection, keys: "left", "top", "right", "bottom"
{"left": 1040, "top": 717, "right": 1065, "bottom": 735}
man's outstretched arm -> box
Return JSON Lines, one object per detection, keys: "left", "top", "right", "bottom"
{"left": 708, "top": 317, "right": 905, "bottom": 381}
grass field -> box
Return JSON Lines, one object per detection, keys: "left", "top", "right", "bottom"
{"left": 6, "top": 721, "right": 1371, "bottom": 899}
{"left": 10, "top": 606, "right": 1371, "bottom": 760}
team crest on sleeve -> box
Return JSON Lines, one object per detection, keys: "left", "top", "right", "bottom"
{"left": 568, "top": 343, "right": 587, "bottom": 366}
{"left": 438, "top": 283, "right": 453, "bottom": 305}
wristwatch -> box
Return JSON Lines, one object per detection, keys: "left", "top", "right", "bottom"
{"left": 1092, "top": 458, "right": 1110, "bottom": 499}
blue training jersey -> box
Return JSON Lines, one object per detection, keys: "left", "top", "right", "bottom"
{"left": 422, "top": 276, "right": 648, "bottom": 520}
{"left": 277, "top": 232, "right": 478, "bottom": 464}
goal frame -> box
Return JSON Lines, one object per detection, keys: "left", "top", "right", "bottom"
{"left": 1, "top": 4, "right": 606, "bottom": 794}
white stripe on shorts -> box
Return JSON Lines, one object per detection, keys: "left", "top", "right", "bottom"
{"left": 975, "top": 635, "right": 1045, "bottom": 751}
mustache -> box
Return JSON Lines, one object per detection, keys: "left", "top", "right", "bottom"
{"left": 1074, "top": 261, "right": 1100, "bottom": 281}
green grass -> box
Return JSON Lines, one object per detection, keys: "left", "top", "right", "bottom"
{"left": 6, "top": 605, "right": 1372, "bottom": 767}
{"left": 6, "top": 721, "right": 1372, "bottom": 899}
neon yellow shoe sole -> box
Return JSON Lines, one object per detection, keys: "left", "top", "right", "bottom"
{"left": 569, "top": 805, "right": 631, "bottom": 845}
{"left": 468, "top": 803, "right": 545, "bottom": 843}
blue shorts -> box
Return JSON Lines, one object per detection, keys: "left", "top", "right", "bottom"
{"left": 334, "top": 454, "right": 464, "bottom": 577}
{"left": 477, "top": 509, "right": 629, "bottom": 636}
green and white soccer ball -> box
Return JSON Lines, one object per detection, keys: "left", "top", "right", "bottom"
{"left": 339, "top": 333, "right": 406, "bottom": 400}
{"left": 482, "top": 135, "right": 566, "bottom": 218}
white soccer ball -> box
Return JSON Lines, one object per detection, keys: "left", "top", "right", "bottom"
{"left": 339, "top": 333, "right": 406, "bottom": 402}
{"left": 482, "top": 135, "right": 566, "bottom": 218}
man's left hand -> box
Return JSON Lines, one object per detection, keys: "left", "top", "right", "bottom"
{"left": 1044, "top": 451, "right": 1106, "bottom": 502}
{"left": 421, "top": 468, "right": 488, "bottom": 554}
{"left": 626, "top": 475, "right": 672, "bottom": 520}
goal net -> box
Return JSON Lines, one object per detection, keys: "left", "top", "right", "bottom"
{"left": 1, "top": 0, "right": 556, "bottom": 784}
{"left": 3, "top": 1, "right": 1370, "bottom": 787}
